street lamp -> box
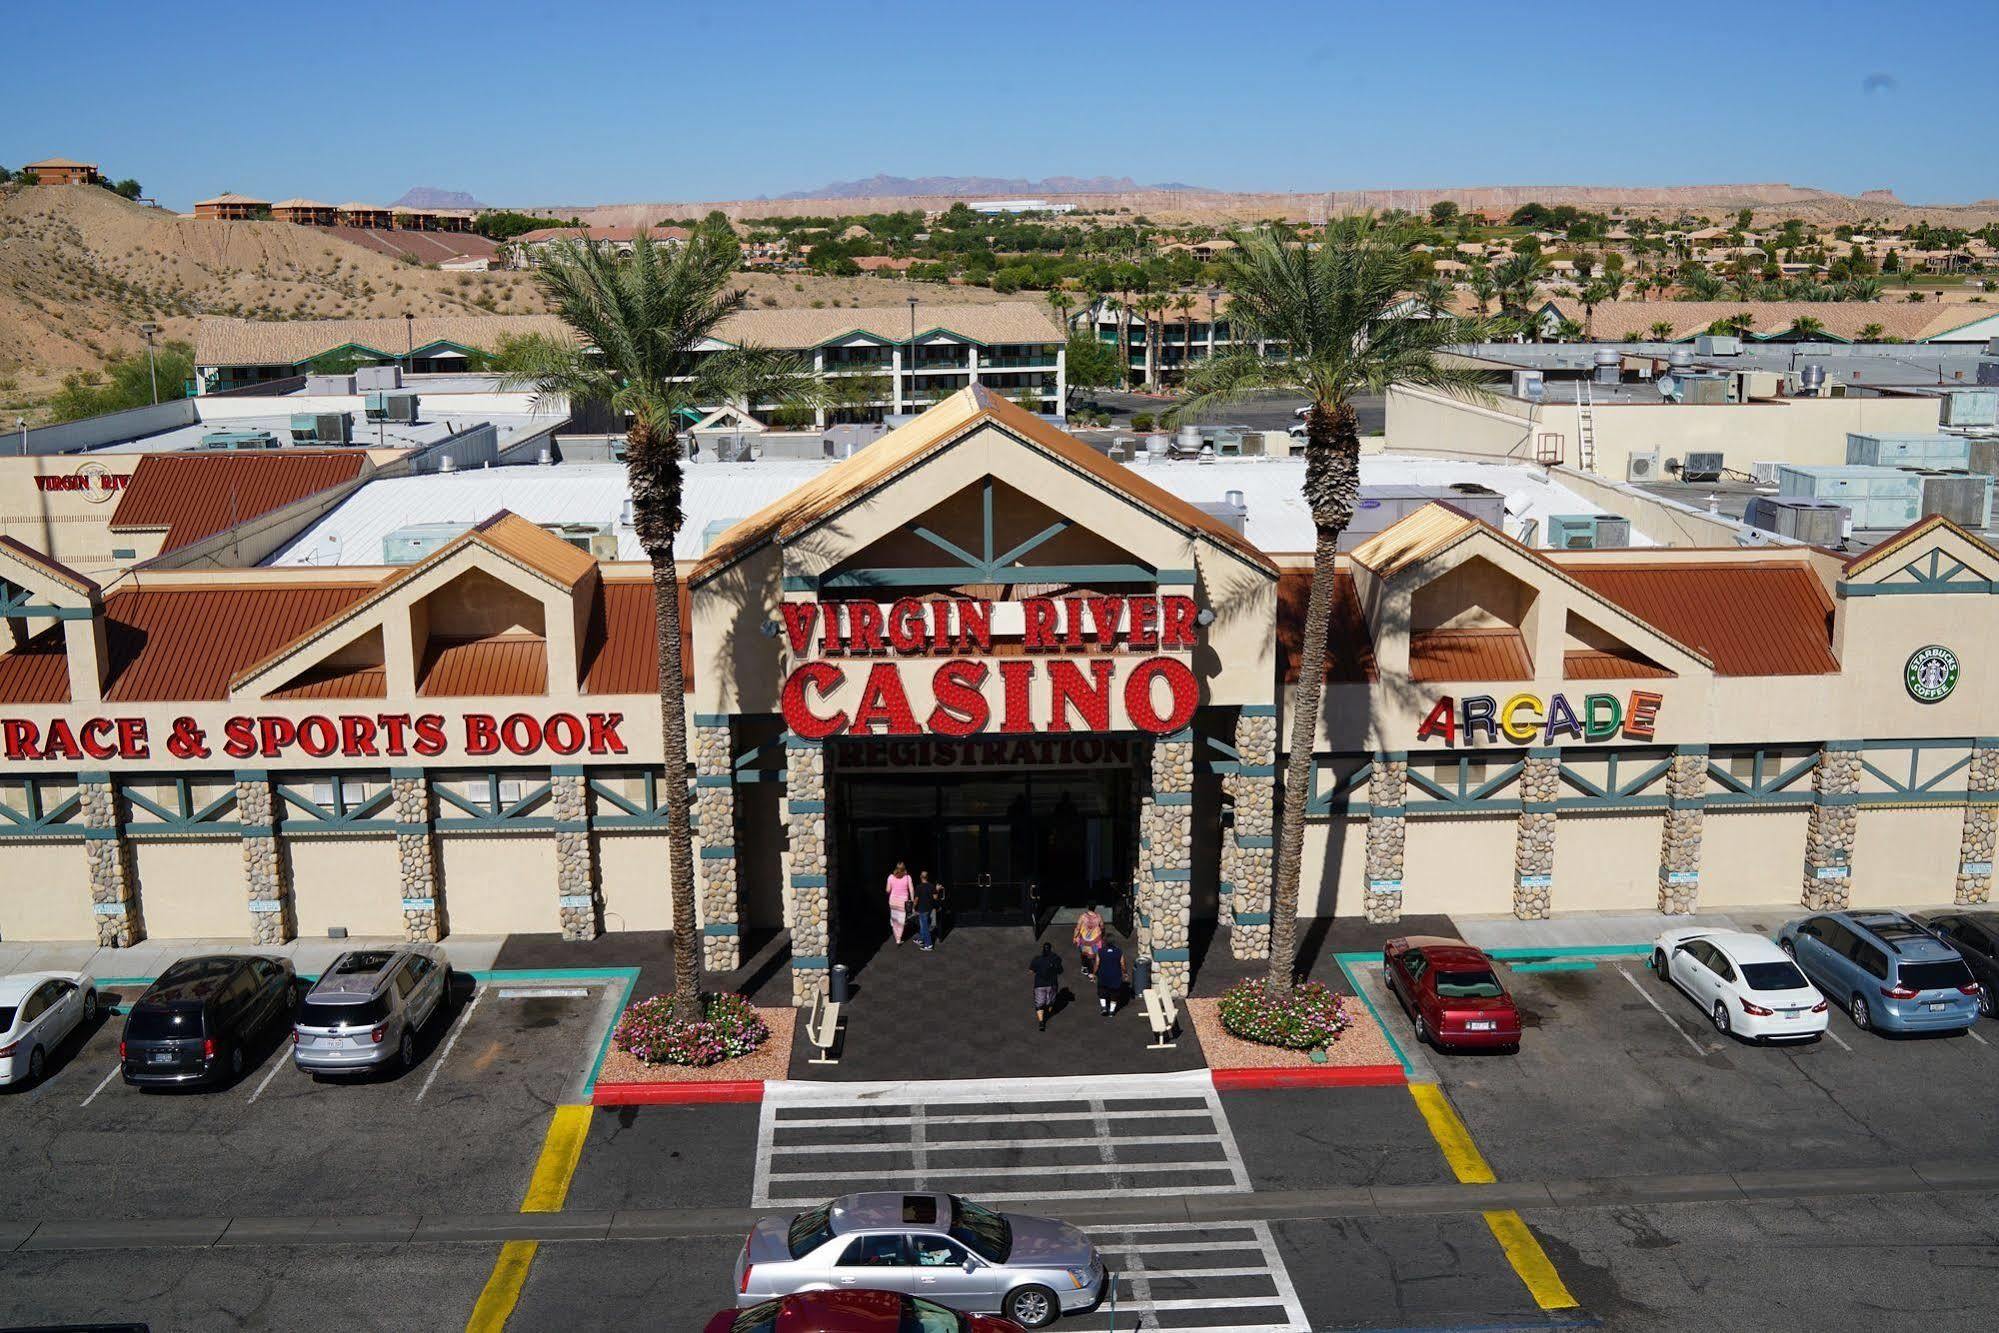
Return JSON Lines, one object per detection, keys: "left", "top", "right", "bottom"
{"left": 403, "top": 311, "right": 414, "bottom": 376}
{"left": 137, "top": 322, "right": 159, "bottom": 404}
{"left": 907, "top": 295, "right": 919, "bottom": 409}
{"left": 1204, "top": 286, "right": 1222, "bottom": 362}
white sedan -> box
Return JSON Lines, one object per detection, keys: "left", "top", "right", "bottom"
{"left": 1651, "top": 929, "right": 1827, "bottom": 1042}
{"left": 0, "top": 971, "right": 100, "bottom": 1086}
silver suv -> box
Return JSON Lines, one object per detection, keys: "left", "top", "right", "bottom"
{"left": 292, "top": 945, "right": 449, "bottom": 1075}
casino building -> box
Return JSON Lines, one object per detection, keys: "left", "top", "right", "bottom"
{"left": 2, "top": 387, "right": 1996, "bottom": 1002}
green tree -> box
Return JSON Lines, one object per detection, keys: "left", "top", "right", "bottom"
{"left": 1859, "top": 321, "right": 1885, "bottom": 341}
{"left": 1578, "top": 279, "right": 1613, "bottom": 338}
{"left": 1648, "top": 320, "right": 1676, "bottom": 340}
{"left": 1789, "top": 316, "right": 1826, "bottom": 340}
{"left": 111, "top": 178, "right": 142, "bottom": 200}
{"left": 498, "top": 231, "right": 824, "bottom": 1024}
{"left": 1465, "top": 258, "right": 1499, "bottom": 317}
{"left": 1493, "top": 251, "right": 1547, "bottom": 313}
{"left": 1063, "top": 331, "right": 1121, "bottom": 411}
{"left": 1176, "top": 219, "right": 1493, "bottom": 999}
{"left": 47, "top": 341, "right": 196, "bottom": 422}
{"left": 1428, "top": 200, "right": 1460, "bottom": 227}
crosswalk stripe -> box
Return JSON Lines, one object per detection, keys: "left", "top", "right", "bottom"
{"left": 769, "top": 1160, "right": 1235, "bottom": 1181}
{"left": 769, "top": 1132, "right": 1224, "bottom": 1154}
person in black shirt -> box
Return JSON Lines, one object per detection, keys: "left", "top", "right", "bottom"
{"left": 1096, "top": 939, "right": 1126, "bottom": 1016}
{"left": 1030, "top": 942, "right": 1063, "bottom": 1032}
{"left": 914, "top": 871, "right": 940, "bottom": 951}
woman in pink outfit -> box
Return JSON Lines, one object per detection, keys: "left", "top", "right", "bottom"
{"left": 886, "top": 862, "right": 914, "bottom": 945}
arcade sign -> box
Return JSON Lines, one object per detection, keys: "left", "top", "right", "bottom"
{"left": 1416, "top": 690, "right": 1664, "bottom": 746}
{"left": 778, "top": 595, "right": 1202, "bottom": 740}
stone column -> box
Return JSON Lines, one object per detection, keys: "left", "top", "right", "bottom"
{"left": 786, "top": 736, "right": 830, "bottom": 1006}
{"left": 1363, "top": 753, "right": 1409, "bottom": 924}
{"left": 693, "top": 719, "right": 742, "bottom": 972}
{"left": 392, "top": 769, "right": 442, "bottom": 942}
{"left": 1513, "top": 751, "right": 1560, "bottom": 920}
{"left": 1954, "top": 741, "right": 1998, "bottom": 906}
{"left": 1656, "top": 746, "right": 1708, "bottom": 916}
{"left": 1801, "top": 743, "right": 1860, "bottom": 911}
{"left": 1225, "top": 707, "right": 1276, "bottom": 959}
{"left": 551, "top": 768, "right": 599, "bottom": 941}
{"left": 236, "top": 773, "right": 292, "bottom": 944}
{"left": 1138, "top": 734, "right": 1195, "bottom": 996}
{"left": 80, "top": 772, "right": 140, "bottom": 947}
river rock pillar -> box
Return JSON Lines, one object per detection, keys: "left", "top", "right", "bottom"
{"left": 1657, "top": 746, "right": 1707, "bottom": 915}
{"left": 392, "top": 768, "right": 442, "bottom": 941}
{"left": 1138, "top": 733, "right": 1194, "bottom": 996}
{"left": 786, "top": 735, "right": 830, "bottom": 1005}
{"left": 236, "top": 773, "right": 293, "bottom": 944}
{"left": 694, "top": 719, "right": 742, "bottom": 971}
{"left": 1364, "top": 753, "right": 1409, "bottom": 924}
{"left": 1513, "top": 751, "right": 1559, "bottom": 920}
{"left": 1225, "top": 707, "right": 1276, "bottom": 959}
{"left": 80, "top": 772, "right": 140, "bottom": 947}
{"left": 552, "top": 768, "right": 599, "bottom": 941}
{"left": 1955, "top": 741, "right": 1999, "bottom": 906}
{"left": 1801, "top": 742, "right": 1860, "bottom": 911}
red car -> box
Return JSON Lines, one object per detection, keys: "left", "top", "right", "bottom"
{"left": 706, "top": 1289, "right": 1025, "bottom": 1333}
{"left": 1382, "top": 936, "right": 1521, "bottom": 1051}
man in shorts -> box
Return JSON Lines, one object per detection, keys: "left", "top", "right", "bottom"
{"left": 1030, "top": 941, "right": 1063, "bottom": 1032}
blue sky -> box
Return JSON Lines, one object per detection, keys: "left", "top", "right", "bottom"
{"left": 5, "top": 0, "right": 1992, "bottom": 212}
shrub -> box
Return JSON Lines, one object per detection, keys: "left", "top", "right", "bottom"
{"left": 1217, "top": 978, "right": 1350, "bottom": 1050}
{"left": 612, "top": 991, "right": 769, "bottom": 1067}
{"left": 1131, "top": 412, "right": 1155, "bottom": 432}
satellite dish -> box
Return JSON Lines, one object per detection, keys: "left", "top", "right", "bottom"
{"left": 1657, "top": 374, "right": 1679, "bottom": 400}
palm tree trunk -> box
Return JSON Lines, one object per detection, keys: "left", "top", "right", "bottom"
{"left": 1266, "top": 404, "right": 1359, "bottom": 996}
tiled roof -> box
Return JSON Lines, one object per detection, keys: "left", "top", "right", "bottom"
{"left": 694, "top": 387, "right": 1275, "bottom": 581}
{"left": 109, "top": 453, "right": 369, "bottom": 554}
{"left": 1409, "top": 627, "right": 1532, "bottom": 682}
{"left": 470, "top": 511, "right": 599, "bottom": 588}
{"left": 1565, "top": 562, "right": 1838, "bottom": 676}
{"left": 1536, "top": 298, "right": 1991, "bottom": 343}
{"left": 1347, "top": 504, "right": 1483, "bottom": 577}
{"left": 271, "top": 199, "right": 335, "bottom": 210}
{"left": 0, "top": 535, "right": 99, "bottom": 597}
{"left": 418, "top": 636, "right": 549, "bottom": 696}
{"left": 195, "top": 193, "right": 270, "bottom": 207}
{"left": 27, "top": 157, "right": 95, "bottom": 169}
{"left": 1275, "top": 568, "right": 1377, "bottom": 684}
{"left": 98, "top": 584, "right": 381, "bottom": 701}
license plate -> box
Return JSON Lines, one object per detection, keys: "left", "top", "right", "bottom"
{"left": 148, "top": 1051, "right": 175, "bottom": 1065}
{"left": 1466, "top": 1020, "right": 1497, "bottom": 1031}
{"left": 1926, "top": 1002, "right": 1949, "bottom": 1012}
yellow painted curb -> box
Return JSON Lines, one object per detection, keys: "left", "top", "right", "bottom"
{"left": 464, "top": 1104, "right": 594, "bottom": 1331}
{"left": 1483, "top": 1209, "right": 1580, "bottom": 1310}
{"left": 1407, "top": 1082, "right": 1496, "bottom": 1184}
{"left": 466, "top": 1240, "right": 539, "bottom": 1332}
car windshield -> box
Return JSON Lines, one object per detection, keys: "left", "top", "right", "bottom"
{"left": 900, "top": 1296, "right": 968, "bottom": 1333}
{"left": 1434, "top": 969, "right": 1504, "bottom": 999}
{"left": 124, "top": 1003, "right": 202, "bottom": 1039}
{"left": 948, "top": 1196, "right": 1011, "bottom": 1263}
{"left": 1898, "top": 960, "right": 1975, "bottom": 992}
{"left": 729, "top": 1299, "right": 782, "bottom": 1333}
{"left": 1740, "top": 961, "right": 1811, "bottom": 992}
{"left": 297, "top": 995, "right": 392, "bottom": 1028}
{"left": 787, "top": 1203, "right": 836, "bottom": 1259}
{"left": 328, "top": 951, "right": 396, "bottom": 977}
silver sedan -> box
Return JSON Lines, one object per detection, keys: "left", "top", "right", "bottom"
{"left": 734, "top": 1192, "right": 1108, "bottom": 1328}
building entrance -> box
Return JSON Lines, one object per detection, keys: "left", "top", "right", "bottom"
{"left": 832, "top": 739, "right": 1138, "bottom": 941}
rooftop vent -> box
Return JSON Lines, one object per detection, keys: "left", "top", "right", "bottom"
{"left": 290, "top": 411, "right": 352, "bottom": 445}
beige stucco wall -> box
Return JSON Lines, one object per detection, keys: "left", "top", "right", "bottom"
{"left": 596, "top": 832, "right": 674, "bottom": 932}
{"left": 1298, "top": 817, "right": 1367, "bottom": 917}
{"left": 289, "top": 836, "right": 406, "bottom": 938}
{"left": 1850, "top": 806, "right": 1963, "bottom": 909}
{"left": 437, "top": 832, "right": 555, "bottom": 935}
{"left": 0, "top": 841, "right": 95, "bottom": 941}
{"left": 1403, "top": 814, "right": 1518, "bottom": 916}
{"left": 0, "top": 456, "right": 148, "bottom": 577}
{"left": 1554, "top": 812, "right": 1666, "bottom": 911}
{"left": 131, "top": 838, "right": 249, "bottom": 937}
{"left": 1698, "top": 808, "right": 1811, "bottom": 907}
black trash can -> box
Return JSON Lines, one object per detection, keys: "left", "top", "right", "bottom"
{"left": 1132, "top": 956, "right": 1153, "bottom": 996}
{"left": 830, "top": 963, "right": 851, "bottom": 1005}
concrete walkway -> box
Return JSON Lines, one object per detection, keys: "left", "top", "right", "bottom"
{"left": 0, "top": 934, "right": 508, "bottom": 981}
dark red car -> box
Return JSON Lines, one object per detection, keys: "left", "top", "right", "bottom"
{"left": 1383, "top": 936, "right": 1521, "bottom": 1051}
{"left": 706, "top": 1289, "right": 1025, "bottom": 1333}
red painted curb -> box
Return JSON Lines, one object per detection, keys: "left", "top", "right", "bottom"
{"left": 591, "top": 1079, "right": 766, "bottom": 1106}
{"left": 1211, "top": 1064, "right": 1408, "bottom": 1090}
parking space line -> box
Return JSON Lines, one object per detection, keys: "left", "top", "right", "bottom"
{"left": 78, "top": 1063, "right": 120, "bottom": 1108}
{"left": 1483, "top": 1209, "right": 1581, "bottom": 1310}
{"left": 244, "top": 1049, "right": 290, "bottom": 1104}
{"left": 1823, "top": 1027, "right": 1853, "bottom": 1052}
{"left": 418, "top": 981, "right": 484, "bottom": 1104}
{"left": 1967, "top": 1027, "right": 1989, "bottom": 1047}
{"left": 463, "top": 1104, "right": 593, "bottom": 1331}
{"left": 1615, "top": 965, "right": 1708, "bottom": 1057}
{"left": 1408, "top": 1083, "right": 1496, "bottom": 1184}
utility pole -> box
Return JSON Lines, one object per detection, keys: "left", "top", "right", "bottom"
{"left": 138, "top": 321, "right": 160, "bottom": 404}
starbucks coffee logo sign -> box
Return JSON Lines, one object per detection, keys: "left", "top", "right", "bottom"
{"left": 1905, "top": 645, "right": 1959, "bottom": 703}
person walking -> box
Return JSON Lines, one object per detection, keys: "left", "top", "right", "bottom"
{"left": 914, "top": 871, "right": 940, "bottom": 951}
{"left": 1095, "top": 938, "right": 1127, "bottom": 1017}
{"left": 886, "top": 862, "right": 914, "bottom": 946}
{"left": 1073, "top": 904, "right": 1105, "bottom": 980}
{"left": 1030, "top": 942, "right": 1063, "bottom": 1032}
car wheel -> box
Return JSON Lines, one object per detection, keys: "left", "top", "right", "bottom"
{"left": 1979, "top": 987, "right": 1995, "bottom": 1020}
{"left": 1652, "top": 948, "right": 1667, "bottom": 974}
{"left": 398, "top": 1028, "right": 416, "bottom": 1070}
{"left": 1849, "top": 993, "right": 1871, "bottom": 1032}
{"left": 82, "top": 989, "right": 99, "bottom": 1025}
{"left": 27, "top": 1046, "right": 45, "bottom": 1085}
{"left": 1711, "top": 1001, "right": 1731, "bottom": 1036}
{"left": 1414, "top": 1013, "right": 1432, "bottom": 1047}
{"left": 1005, "top": 1284, "right": 1059, "bottom": 1329}
{"left": 228, "top": 1044, "right": 245, "bottom": 1080}
{"left": 1779, "top": 940, "right": 1796, "bottom": 958}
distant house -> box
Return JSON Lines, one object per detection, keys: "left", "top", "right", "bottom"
{"left": 24, "top": 157, "right": 100, "bottom": 186}
{"left": 510, "top": 225, "right": 691, "bottom": 268}
{"left": 194, "top": 192, "right": 270, "bottom": 221}
{"left": 852, "top": 256, "right": 915, "bottom": 273}
{"left": 271, "top": 199, "right": 339, "bottom": 226}
{"left": 339, "top": 203, "right": 394, "bottom": 229}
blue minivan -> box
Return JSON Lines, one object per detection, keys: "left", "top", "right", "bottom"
{"left": 1776, "top": 911, "right": 1981, "bottom": 1035}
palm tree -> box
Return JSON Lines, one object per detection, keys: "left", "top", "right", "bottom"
{"left": 1465, "top": 259, "right": 1499, "bottom": 317}
{"left": 1046, "top": 288, "right": 1076, "bottom": 333}
{"left": 1789, "top": 315, "right": 1826, "bottom": 340}
{"left": 1139, "top": 293, "right": 1167, "bottom": 389}
{"left": 1172, "top": 292, "right": 1198, "bottom": 381}
{"left": 1175, "top": 218, "right": 1493, "bottom": 997}
{"left": 500, "top": 231, "right": 824, "bottom": 1024}
{"left": 1578, "top": 279, "right": 1613, "bottom": 338}
{"left": 1859, "top": 321, "right": 1885, "bottom": 341}
{"left": 1648, "top": 319, "right": 1676, "bottom": 340}
{"left": 1494, "top": 251, "right": 1547, "bottom": 313}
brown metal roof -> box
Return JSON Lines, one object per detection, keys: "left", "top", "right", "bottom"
{"left": 1408, "top": 628, "right": 1533, "bottom": 682}
{"left": 1566, "top": 563, "right": 1838, "bottom": 676}
{"left": 1563, "top": 648, "right": 1674, "bottom": 680}
{"left": 0, "top": 535, "right": 100, "bottom": 597}
{"left": 267, "top": 662, "right": 387, "bottom": 700}
{"left": 581, "top": 582, "right": 694, "bottom": 694}
{"left": 1275, "top": 568, "right": 1377, "bottom": 684}
{"left": 110, "top": 453, "right": 368, "bottom": 554}
{"left": 472, "top": 511, "right": 599, "bottom": 587}
{"left": 418, "top": 636, "right": 548, "bottom": 697}
{"left": 0, "top": 629, "right": 70, "bottom": 703}
{"left": 99, "top": 583, "right": 380, "bottom": 701}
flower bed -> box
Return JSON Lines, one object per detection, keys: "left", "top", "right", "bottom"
{"left": 612, "top": 991, "right": 770, "bottom": 1067}
{"left": 1216, "top": 978, "right": 1349, "bottom": 1050}
{"left": 1189, "top": 989, "right": 1399, "bottom": 1073}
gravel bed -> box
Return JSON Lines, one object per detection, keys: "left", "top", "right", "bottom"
{"left": 597, "top": 1005, "right": 796, "bottom": 1084}
{"left": 1185, "top": 994, "right": 1401, "bottom": 1070}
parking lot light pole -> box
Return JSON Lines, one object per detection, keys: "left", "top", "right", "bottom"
{"left": 138, "top": 321, "right": 159, "bottom": 404}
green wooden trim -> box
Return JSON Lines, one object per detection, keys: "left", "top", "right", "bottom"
{"left": 692, "top": 714, "right": 732, "bottom": 728}
{"left": 695, "top": 774, "right": 733, "bottom": 787}
{"left": 1156, "top": 568, "right": 1197, "bottom": 584}
{"left": 783, "top": 735, "right": 822, "bottom": 750}
{"left": 1232, "top": 911, "right": 1271, "bottom": 926}
{"left": 1150, "top": 867, "right": 1191, "bottom": 881}
{"left": 699, "top": 845, "right": 735, "bottom": 859}
{"left": 389, "top": 766, "right": 426, "bottom": 780}
{"left": 1241, "top": 704, "right": 1278, "bottom": 717}
{"left": 1153, "top": 792, "right": 1193, "bottom": 806}
{"left": 702, "top": 922, "right": 739, "bottom": 936}
{"left": 792, "top": 955, "right": 829, "bottom": 970}
{"left": 1151, "top": 947, "right": 1191, "bottom": 962}
{"left": 1235, "top": 834, "right": 1275, "bottom": 848}
{"left": 551, "top": 764, "right": 587, "bottom": 777}
{"left": 788, "top": 799, "right": 825, "bottom": 814}
{"left": 781, "top": 575, "right": 818, "bottom": 592}
{"left": 792, "top": 873, "right": 827, "bottom": 888}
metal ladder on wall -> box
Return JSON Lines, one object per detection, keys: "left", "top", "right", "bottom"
{"left": 1575, "top": 379, "right": 1598, "bottom": 473}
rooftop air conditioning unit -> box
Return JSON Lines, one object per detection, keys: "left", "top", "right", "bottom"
{"left": 1696, "top": 334, "right": 1742, "bottom": 356}
{"left": 382, "top": 522, "right": 470, "bottom": 564}
{"left": 354, "top": 365, "right": 403, "bottom": 391}
{"left": 1744, "top": 496, "right": 1845, "bottom": 547}
{"left": 200, "top": 429, "right": 280, "bottom": 450}
{"left": 1626, "top": 450, "right": 1662, "bottom": 482}
{"left": 1750, "top": 461, "right": 1783, "bottom": 486}
{"left": 303, "top": 374, "right": 356, "bottom": 396}
{"left": 1545, "top": 514, "right": 1631, "bottom": 550}
{"left": 542, "top": 522, "right": 618, "bottom": 559}
{"left": 380, "top": 392, "right": 419, "bottom": 423}
{"left": 290, "top": 411, "right": 352, "bottom": 445}
{"left": 1682, "top": 451, "right": 1725, "bottom": 482}
{"left": 1511, "top": 369, "right": 1545, "bottom": 401}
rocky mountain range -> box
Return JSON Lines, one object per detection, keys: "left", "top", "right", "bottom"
{"left": 391, "top": 187, "right": 486, "bottom": 210}
{"left": 774, "top": 174, "right": 1212, "bottom": 200}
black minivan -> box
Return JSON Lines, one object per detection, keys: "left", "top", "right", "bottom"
{"left": 120, "top": 955, "right": 298, "bottom": 1087}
